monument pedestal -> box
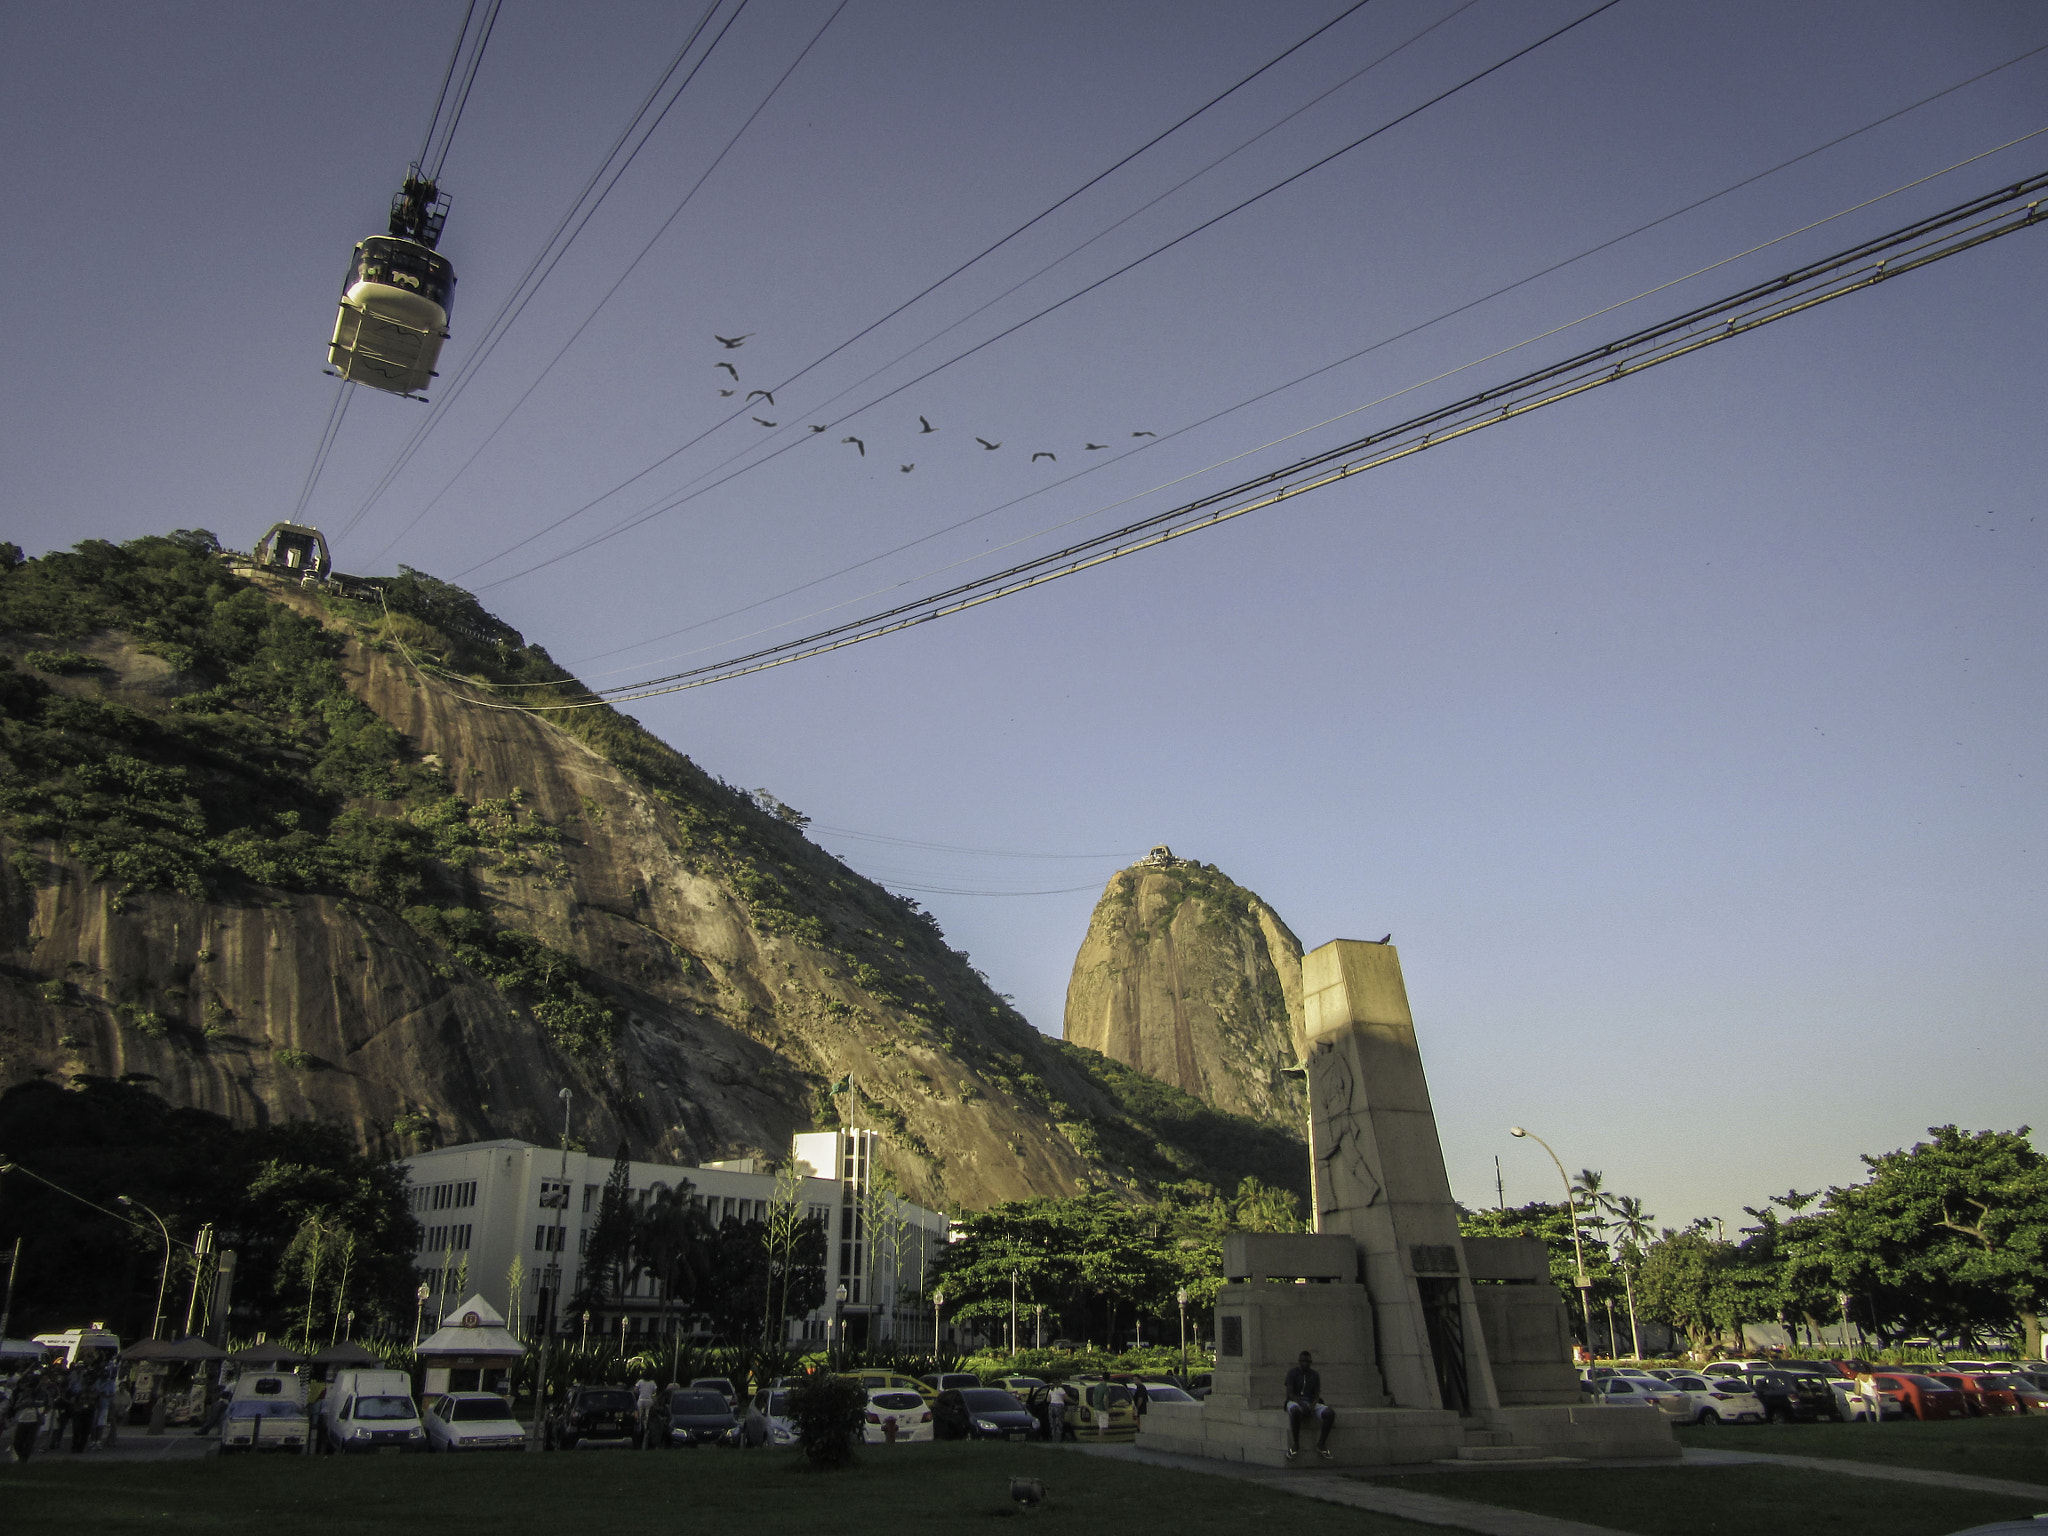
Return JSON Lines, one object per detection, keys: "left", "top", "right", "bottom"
{"left": 1145, "top": 940, "right": 1675, "bottom": 1470}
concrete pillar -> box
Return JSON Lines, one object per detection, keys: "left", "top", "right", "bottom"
{"left": 1301, "top": 940, "right": 1500, "bottom": 1415}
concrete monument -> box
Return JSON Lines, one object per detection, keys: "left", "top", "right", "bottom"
{"left": 1138, "top": 939, "right": 1674, "bottom": 1467}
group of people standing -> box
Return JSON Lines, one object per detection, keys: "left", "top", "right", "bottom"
{"left": 3, "top": 1356, "right": 130, "bottom": 1461}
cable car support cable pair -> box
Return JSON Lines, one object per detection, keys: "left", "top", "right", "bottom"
{"left": 418, "top": 166, "right": 2045, "bottom": 711}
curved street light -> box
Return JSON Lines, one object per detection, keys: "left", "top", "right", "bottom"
{"left": 117, "top": 1195, "right": 173, "bottom": 1340}
{"left": 1507, "top": 1128, "right": 1597, "bottom": 1364}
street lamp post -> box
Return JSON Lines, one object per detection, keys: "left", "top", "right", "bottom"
{"left": 117, "top": 1195, "right": 173, "bottom": 1340}
{"left": 1176, "top": 1288, "right": 1190, "bottom": 1380}
{"left": 1009, "top": 1268, "right": 1019, "bottom": 1357}
{"left": 834, "top": 1283, "right": 849, "bottom": 1368}
{"left": 413, "top": 1283, "right": 430, "bottom": 1346}
{"left": 529, "top": 1088, "right": 573, "bottom": 1454}
{"left": 1508, "top": 1128, "right": 1597, "bottom": 1364}
{"left": 934, "top": 1289, "right": 945, "bottom": 1351}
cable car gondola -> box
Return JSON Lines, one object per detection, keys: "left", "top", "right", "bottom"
{"left": 327, "top": 170, "right": 456, "bottom": 398}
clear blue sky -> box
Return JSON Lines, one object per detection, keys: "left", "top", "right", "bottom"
{"left": 5, "top": 1, "right": 2043, "bottom": 1230}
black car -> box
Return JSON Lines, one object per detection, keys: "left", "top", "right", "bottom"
{"left": 666, "top": 1389, "right": 739, "bottom": 1448}
{"left": 545, "top": 1385, "right": 639, "bottom": 1450}
{"left": 932, "top": 1388, "right": 1036, "bottom": 1442}
{"left": 1745, "top": 1370, "right": 1837, "bottom": 1423}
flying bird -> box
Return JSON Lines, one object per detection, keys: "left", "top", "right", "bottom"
{"left": 1131, "top": 430, "right": 1156, "bottom": 437}
{"left": 714, "top": 333, "right": 752, "bottom": 348}
{"left": 808, "top": 424, "right": 828, "bottom": 433}
{"left": 976, "top": 437, "right": 1001, "bottom": 450}
{"left": 841, "top": 436, "right": 864, "bottom": 456}
{"left": 747, "top": 389, "right": 775, "bottom": 406}
{"left": 899, "top": 463, "right": 915, "bottom": 473}
{"left": 1083, "top": 442, "right": 1107, "bottom": 451}
{"left": 715, "top": 362, "right": 739, "bottom": 381}
{"left": 718, "top": 388, "right": 735, "bottom": 397}
{"left": 918, "top": 416, "right": 936, "bottom": 433}
{"left": 752, "top": 417, "right": 777, "bottom": 427}
{"left": 1032, "top": 451, "right": 1056, "bottom": 463}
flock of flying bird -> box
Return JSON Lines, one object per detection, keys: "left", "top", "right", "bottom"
{"left": 709, "top": 332, "right": 1155, "bottom": 473}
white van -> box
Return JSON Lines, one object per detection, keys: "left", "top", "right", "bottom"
{"left": 222, "top": 1370, "right": 309, "bottom": 1454}
{"left": 317, "top": 1369, "right": 426, "bottom": 1454}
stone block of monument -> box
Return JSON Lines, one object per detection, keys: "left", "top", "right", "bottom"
{"left": 1463, "top": 1236, "right": 1584, "bottom": 1406}
{"left": 1138, "top": 938, "right": 1675, "bottom": 1468}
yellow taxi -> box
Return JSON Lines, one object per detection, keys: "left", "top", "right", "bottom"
{"left": 840, "top": 1369, "right": 935, "bottom": 1402}
{"left": 1065, "top": 1378, "right": 1139, "bottom": 1443}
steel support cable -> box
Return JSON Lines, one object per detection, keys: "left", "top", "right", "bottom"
{"left": 468, "top": 0, "right": 1624, "bottom": 593}
{"left": 428, "top": 170, "right": 2044, "bottom": 711}
{"left": 424, "top": 0, "right": 505, "bottom": 181}
{"left": 333, "top": 0, "right": 737, "bottom": 544}
{"left": 375, "top": 0, "right": 854, "bottom": 562}
{"left": 455, "top": 0, "right": 1479, "bottom": 587}
{"left": 535, "top": 87, "right": 2048, "bottom": 682}
{"left": 463, "top": 126, "right": 2048, "bottom": 694}
{"left": 812, "top": 826, "right": 1136, "bottom": 859}
{"left": 416, "top": 0, "right": 481, "bottom": 177}
{"left": 290, "top": 379, "right": 353, "bottom": 526}
{"left": 441, "top": 0, "right": 1403, "bottom": 583}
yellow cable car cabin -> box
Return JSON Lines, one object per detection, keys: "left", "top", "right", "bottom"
{"left": 327, "top": 172, "right": 455, "bottom": 398}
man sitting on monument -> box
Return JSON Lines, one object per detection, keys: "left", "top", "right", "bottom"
{"left": 1284, "top": 1351, "right": 1335, "bottom": 1462}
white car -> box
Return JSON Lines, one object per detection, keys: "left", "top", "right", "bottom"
{"left": 423, "top": 1391, "right": 528, "bottom": 1452}
{"left": 863, "top": 1388, "right": 934, "bottom": 1443}
{"left": 1658, "top": 1374, "right": 1766, "bottom": 1425}
{"left": 1579, "top": 1375, "right": 1692, "bottom": 1418}
{"left": 742, "top": 1388, "right": 800, "bottom": 1448}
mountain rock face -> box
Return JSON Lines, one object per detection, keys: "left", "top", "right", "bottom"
{"left": 1063, "top": 854, "right": 1306, "bottom": 1125}
{"left": 0, "top": 536, "right": 1304, "bottom": 1212}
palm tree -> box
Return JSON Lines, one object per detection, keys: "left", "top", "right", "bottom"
{"left": 636, "top": 1183, "right": 712, "bottom": 1342}
{"left": 1609, "top": 1194, "right": 1656, "bottom": 1359}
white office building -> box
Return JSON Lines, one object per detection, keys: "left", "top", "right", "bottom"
{"left": 397, "top": 1128, "right": 948, "bottom": 1347}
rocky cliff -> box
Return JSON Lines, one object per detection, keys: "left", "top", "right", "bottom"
{"left": 1063, "top": 855, "right": 1306, "bottom": 1125}
{"left": 0, "top": 534, "right": 1304, "bottom": 1210}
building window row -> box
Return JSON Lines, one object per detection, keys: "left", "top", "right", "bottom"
{"left": 534, "top": 1225, "right": 567, "bottom": 1252}
{"left": 409, "top": 1179, "right": 478, "bottom": 1212}
{"left": 421, "top": 1224, "right": 472, "bottom": 1253}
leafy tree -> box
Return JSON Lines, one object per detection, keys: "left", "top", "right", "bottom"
{"left": 636, "top": 1181, "right": 713, "bottom": 1337}
{"left": 1635, "top": 1227, "right": 1745, "bottom": 1353}
{"left": 784, "top": 1370, "right": 866, "bottom": 1468}
{"left": 1821, "top": 1125, "right": 2048, "bottom": 1355}
{"left": 578, "top": 1142, "right": 637, "bottom": 1310}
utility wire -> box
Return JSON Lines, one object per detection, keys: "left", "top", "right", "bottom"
{"left": 336, "top": 0, "right": 739, "bottom": 545}
{"left": 372, "top": 0, "right": 853, "bottom": 561}
{"left": 545, "top": 48, "right": 2048, "bottom": 679}
{"left": 814, "top": 825, "right": 1137, "bottom": 859}
{"left": 436, "top": 166, "right": 2045, "bottom": 708}
{"left": 471, "top": 0, "right": 1624, "bottom": 591}
{"left": 0, "top": 1159, "right": 202, "bottom": 1257}
{"left": 443, "top": 0, "right": 1390, "bottom": 581}
{"left": 416, "top": 0, "right": 481, "bottom": 177}
{"left": 290, "top": 380, "right": 353, "bottom": 526}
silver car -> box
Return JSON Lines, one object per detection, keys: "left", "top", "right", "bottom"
{"left": 1658, "top": 1373, "right": 1765, "bottom": 1424}
{"left": 742, "top": 1388, "right": 799, "bottom": 1448}
{"left": 423, "top": 1391, "right": 528, "bottom": 1452}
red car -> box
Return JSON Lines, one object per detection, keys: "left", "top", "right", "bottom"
{"left": 1868, "top": 1373, "right": 1969, "bottom": 1421}
{"left": 1931, "top": 1372, "right": 2023, "bottom": 1417}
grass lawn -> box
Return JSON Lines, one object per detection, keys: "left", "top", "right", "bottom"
{"left": 1364, "top": 1464, "right": 2047, "bottom": 1536}
{"left": 2, "top": 1442, "right": 1440, "bottom": 1536}
{"left": 1675, "top": 1418, "right": 2048, "bottom": 1486}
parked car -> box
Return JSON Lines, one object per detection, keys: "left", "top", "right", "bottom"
{"left": 220, "top": 1371, "right": 310, "bottom": 1455}
{"left": 1700, "top": 1360, "right": 1779, "bottom": 1379}
{"left": 667, "top": 1388, "right": 740, "bottom": 1447}
{"left": 1068, "top": 1380, "right": 1140, "bottom": 1443}
{"left": 1743, "top": 1370, "right": 1839, "bottom": 1423}
{"left": 1656, "top": 1374, "right": 1766, "bottom": 1425}
{"left": 687, "top": 1377, "right": 742, "bottom": 1414}
{"left": 1846, "top": 1375, "right": 1909, "bottom": 1421}
{"left": 1184, "top": 1372, "right": 1214, "bottom": 1401}
{"left": 990, "top": 1374, "right": 1049, "bottom": 1396}
{"left": 863, "top": 1388, "right": 934, "bottom": 1443}
{"left": 741, "top": 1389, "right": 799, "bottom": 1448}
{"left": 1978, "top": 1373, "right": 2048, "bottom": 1414}
{"left": 1867, "top": 1372, "right": 1969, "bottom": 1421}
{"left": 921, "top": 1372, "right": 982, "bottom": 1393}
{"left": 1930, "top": 1372, "right": 2024, "bottom": 1417}
{"left": 932, "top": 1387, "right": 1035, "bottom": 1442}
{"left": 316, "top": 1369, "right": 425, "bottom": 1454}
{"left": 545, "top": 1384, "right": 639, "bottom": 1450}
{"left": 844, "top": 1370, "right": 934, "bottom": 1402}
{"left": 1775, "top": 1359, "right": 1853, "bottom": 1379}
{"left": 423, "top": 1391, "right": 527, "bottom": 1451}
{"left": 1579, "top": 1375, "right": 1692, "bottom": 1418}
{"left": 1135, "top": 1380, "right": 1199, "bottom": 1406}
